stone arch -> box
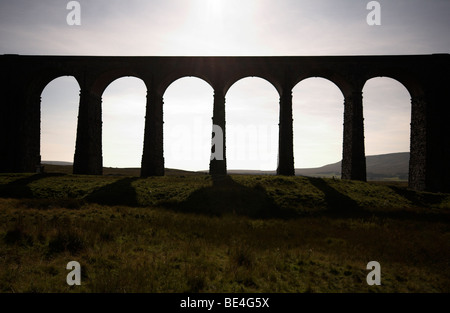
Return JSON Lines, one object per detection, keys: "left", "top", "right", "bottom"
{"left": 91, "top": 69, "right": 149, "bottom": 97}
{"left": 225, "top": 76, "right": 280, "bottom": 171}
{"left": 102, "top": 76, "right": 147, "bottom": 168}
{"left": 74, "top": 71, "right": 148, "bottom": 175}
{"left": 40, "top": 76, "right": 81, "bottom": 165}
{"left": 40, "top": 74, "right": 81, "bottom": 95}
{"left": 362, "top": 70, "right": 424, "bottom": 99}
{"left": 362, "top": 76, "right": 413, "bottom": 181}
{"left": 158, "top": 74, "right": 214, "bottom": 97}
{"left": 162, "top": 76, "right": 215, "bottom": 171}
{"left": 23, "top": 70, "right": 81, "bottom": 172}
{"left": 224, "top": 74, "right": 282, "bottom": 97}
{"left": 292, "top": 77, "right": 345, "bottom": 170}
{"left": 292, "top": 73, "right": 348, "bottom": 99}
{"left": 26, "top": 68, "right": 82, "bottom": 102}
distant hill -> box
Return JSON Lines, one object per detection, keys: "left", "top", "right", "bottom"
{"left": 295, "top": 152, "right": 409, "bottom": 180}
{"left": 41, "top": 161, "right": 207, "bottom": 176}
{"left": 43, "top": 152, "right": 410, "bottom": 180}
{"left": 227, "top": 152, "right": 410, "bottom": 180}
{"left": 42, "top": 161, "right": 73, "bottom": 166}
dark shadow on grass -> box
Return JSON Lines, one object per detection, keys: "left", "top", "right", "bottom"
{"left": 368, "top": 208, "right": 450, "bottom": 223}
{"left": 387, "top": 185, "right": 447, "bottom": 207}
{"left": 365, "top": 186, "right": 450, "bottom": 223}
{"left": 306, "top": 177, "right": 363, "bottom": 217}
{"left": 0, "top": 173, "right": 66, "bottom": 199}
{"left": 162, "top": 175, "right": 287, "bottom": 218}
{"left": 307, "top": 177, "right": 450, "bottom": 222}
{"left": 85, "top": 177, "right": 139, "bottom": 206}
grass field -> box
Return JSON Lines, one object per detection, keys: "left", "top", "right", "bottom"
{"left": 0, "top": 172, "right": 449, "bottom": 292}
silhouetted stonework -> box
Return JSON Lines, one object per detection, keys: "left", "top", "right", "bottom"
{"left": 342, "top": 92, "right": 366, "bottom": 181}
{"left": 209, "top": 90, "right": 227, "bottom": 176}
{"left": 1, "top": 54, "right": 449, "bottom": 192}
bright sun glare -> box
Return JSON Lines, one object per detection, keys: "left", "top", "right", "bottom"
{"left": 185, "top": 0, "right": 258, "bottom": 55}
{"left": 206, "top": 0, "right": 222, "bottom": 17}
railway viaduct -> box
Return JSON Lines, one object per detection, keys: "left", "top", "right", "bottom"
{"left": 1, "top": 54, "right": 449, "bottom": 192}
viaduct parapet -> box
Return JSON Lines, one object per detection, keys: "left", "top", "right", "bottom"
{"left": 1, "top": 54, "right": 449, "bottom": 192}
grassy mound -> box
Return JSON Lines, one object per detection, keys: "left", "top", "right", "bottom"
{"left": 1, "top": 173, "right": 449, "bottom": 217}
{"left": 0, "top": 173, "right": 449, "bottom": 293}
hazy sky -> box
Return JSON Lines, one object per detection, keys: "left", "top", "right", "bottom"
{"left": 1, "top": 0, "right": 449, "bottom": 170}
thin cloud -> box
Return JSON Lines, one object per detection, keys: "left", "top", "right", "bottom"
{"left": 2, "top": 0, "right": 449, "bottom": 169}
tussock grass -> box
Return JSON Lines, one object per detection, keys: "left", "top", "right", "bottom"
{"left": 1, "top": 173, "right": 449, "bottom": 214}
{"left": 0, "top": 174, "right": 449, "bottom": 292}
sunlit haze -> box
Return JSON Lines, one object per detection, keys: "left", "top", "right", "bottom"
{"left": 2, "top": 0, "right": 449, "bottom": 170}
